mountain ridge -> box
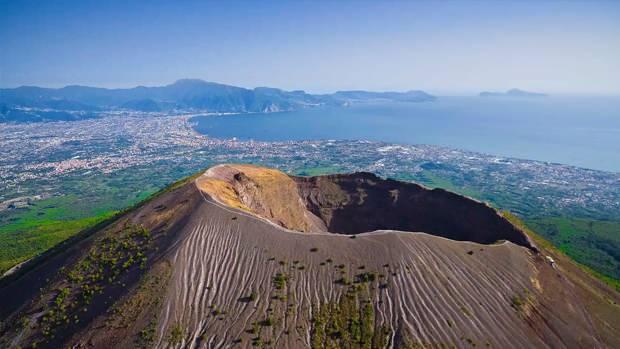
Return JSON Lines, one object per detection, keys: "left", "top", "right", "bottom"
{"left": 0, "top": 80, "right": 436, "bottom": 122}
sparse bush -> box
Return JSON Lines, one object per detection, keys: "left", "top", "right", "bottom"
{"left": 273, "top": 273, "right": 288, "bottom": 290}
{"left": 511, "top": 295, "right": 525, "bottom": 311}
{"left": 167, "top": 323, "right": 185, "bottom": 345}
{"left": 260, "top": 316, "right": 274, "bottom": 326}
{"left": 355, "top": 272, "right": 376, "bottom": 283}
{"left": 335, "top": 277, "right": 350, "bottom": 286}
{"left": 39, "top": 224, "right": 152, "bottom": 338}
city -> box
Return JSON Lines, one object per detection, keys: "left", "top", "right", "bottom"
{"left": 1, "top": 113, "right": 618, "bottom": 219}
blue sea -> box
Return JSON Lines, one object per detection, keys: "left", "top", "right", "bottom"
{"left": 192, "top": 96, "right": 620, "bottom": 172}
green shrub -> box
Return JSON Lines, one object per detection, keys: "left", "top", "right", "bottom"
{"left": 167, "top": 323, "right": 185, "bottom": 345}
{"left": 273, "top": 273, "right": 288, "bottom": 290}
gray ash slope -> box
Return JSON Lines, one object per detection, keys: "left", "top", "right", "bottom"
{"left": 0, "top": 164, "right": 618, "bottom": 349}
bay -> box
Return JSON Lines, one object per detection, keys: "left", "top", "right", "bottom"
{"left": 192, "top": 96, "right": 620, "bottom": 172}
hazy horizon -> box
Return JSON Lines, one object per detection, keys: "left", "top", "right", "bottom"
{"left": 1, "top": 0, "right": 619, "bottom": 94}
{"left": 3, "top": 79, "right": 620, "bottom": 98}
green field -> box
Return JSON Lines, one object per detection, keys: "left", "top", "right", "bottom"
{"left": 0, "top": 191, "right": 129, "bottom": 274}
{"left": 526, "top": 217, "right": 620, "bottom": 282}
{"left": 0, "top": 211, "right": 115, "bottom": 273}
{"left": 0, "top": 169, "right": 164, "bottom": 274}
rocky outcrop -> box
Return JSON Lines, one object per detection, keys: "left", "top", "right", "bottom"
{"left": 199, "top": 164, "right": 534, "bottom": 249}
{"left": 197, "top": 164, "right": 326, "bottom": 232}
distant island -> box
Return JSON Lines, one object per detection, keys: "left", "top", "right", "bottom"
{"left": 0, "top": 79, "right": 435, "bottom": 123}
{"left": 479, "top": 88, "right": 547, "bottom": 97}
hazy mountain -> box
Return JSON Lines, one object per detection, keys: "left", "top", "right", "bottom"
{"left": 333, "top": 89, "right": 436, "bottom": 102}
{"left": 480, "top": 88, "right": 547, "bottom": 97}
{"left": 120, "top": 98, "right": 162, "bottom": 112}
{"left": 0, "top": 79, "right": 436, "bottom": 122}
{"left": 0, "top": 105, "right": 99, "bottom": 123}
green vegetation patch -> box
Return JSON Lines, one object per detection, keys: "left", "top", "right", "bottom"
{"left": 37, "top": 224, "right": 152, "bottom": 342}
{"left": 503, "top": 211, "right": 620, "bottom": 292}
{"left": 311, "top": 283, "right": 390, "bottom": 349}
{"left": 273, "top": 272, "right": 288, "bottom": 290}
{"left": 0, "top": 211, "right": 115, "bottom": 275}
{"left": 167, "top": 323, "right": 185, "bottom": 345}
{"left": 293, "top": 165, "right": 345, "bottom": 177}
{"left": 526, "top": 216, "right": 620, "bottom": 281}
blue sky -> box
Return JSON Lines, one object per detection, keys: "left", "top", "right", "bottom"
{"left": 1, "top": 0, "right": 619, "bottom": 94}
